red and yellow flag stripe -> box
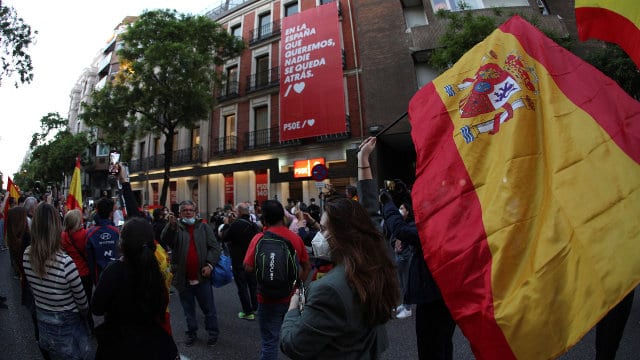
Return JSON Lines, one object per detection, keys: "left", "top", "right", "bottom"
{"left": 409, "top": 15, "right": 640, "bottom": 360}
{"left": 576, "top": 0, "right": 640, "bottom": 68}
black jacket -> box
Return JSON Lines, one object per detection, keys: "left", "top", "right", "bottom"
{"left": 382, "top": 201, "right": 442, "bottom": 305}
{"left": 222, "top": 215, "right": 259, "bottom": 269}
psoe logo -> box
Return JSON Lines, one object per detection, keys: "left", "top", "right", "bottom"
{"left": 449, "top": 51, "right": 538, "bottom": 144}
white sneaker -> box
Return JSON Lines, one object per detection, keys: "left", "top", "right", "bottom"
{"left": 396, "top": 308, "right": 412, "bottom": 319}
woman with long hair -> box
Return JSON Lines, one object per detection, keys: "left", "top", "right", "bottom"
{"left": 23, "top": 203, "right": 91, "bottom": 360}
{"left": 91, "top": 217, "right": 178, "bottom": 359}
{"left": 61, "top": 209, "right": 92, "bottom": 327}
{"left": 280, "top": 197, "right": 400, "bottom": 359}
{"left": 6, "top": 206, "right": 29, "bottom": 279}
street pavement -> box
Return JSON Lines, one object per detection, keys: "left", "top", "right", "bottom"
{"left": 1, "top": 248, "right": 638, "bottom": 359}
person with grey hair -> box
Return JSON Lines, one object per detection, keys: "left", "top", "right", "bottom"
{"left": 162, "top": 200, "right": 221, "bottom": 347}
{"left": 222, "top": 202, "right": 260, "bottom": 320}
{"left": 23, "top": 196, "right": 39, "bottom": 229}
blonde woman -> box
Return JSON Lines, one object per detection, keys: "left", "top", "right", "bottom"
{"left": 61, "top": 209, "right": 92, "bottom": 326}
{"left": 23, "top": 203, "right": 92, "bottom": 360}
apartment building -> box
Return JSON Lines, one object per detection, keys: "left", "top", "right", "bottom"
{"left": 128, "top": 0, "right": 363, "bottom": 216}
{"left": 73, "top": 0, "right": 576, "bottom": 217}
{"left": 67, "top": 16, "right": 137, "bottom": 202}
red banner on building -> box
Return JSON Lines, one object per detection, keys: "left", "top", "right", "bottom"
{"left": 255, "top": 170, "right": 268, "bottom": 204}
{"left": 169, "top": 181, "right": 177, "bottom": 205}
{"left": 280, "top": 2, "right": 345, "bottom": 141}
{"left": 224, "top": 173, "right": 234, "bottom": 207}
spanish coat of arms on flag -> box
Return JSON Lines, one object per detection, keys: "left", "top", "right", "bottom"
{"left": 408, "top": 15, "right": 640, "bottom": 360}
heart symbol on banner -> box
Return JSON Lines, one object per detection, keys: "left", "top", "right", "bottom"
{"left": 307, "top": 119, "right": 315, "bottom": 126}
{"left": 293, "top": 82, "right": 305, "bottom": 93}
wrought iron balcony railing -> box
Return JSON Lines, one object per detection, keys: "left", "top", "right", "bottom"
{"left": 218, "top": 78, "right": 240, "bottom": 100}
{"left": 210, "top": 136, "right": 238, "bottom": 157}
{"left": 246, "top": 66, "right": 280, "bottom": 93}
{"left": 248, "top": 19, "right": 281, "bottom": 45}
{"left": 129, "top": 146, "right": 202, "bottom": 173}
{"left": 244, "top": 126, "right": 301, "bottom": 150}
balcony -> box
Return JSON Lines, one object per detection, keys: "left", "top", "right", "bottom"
{"left": 210, "top": 136, "right": 238, "bottom": 157}
{"left": 248, "top": 20, "right": 281, "bottom": 45}
{"left": 244, "top": 126, "right": 302, "bottom": 150}
{"left": 246, "top": 66, "right": 280, "bottom": 93}
{"left": 315, "top": 115, "right": 352, "bottom": 142}
{"left": 218, "top": 79, "right": 240, "bottom": 101}
{"left": 129, "top": 146, "right": 203, "bottom": 173}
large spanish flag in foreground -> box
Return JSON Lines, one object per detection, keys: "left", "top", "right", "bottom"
{"left": 575, "top": 0, "right": 640, "bottom": 68}
{"left": 409, "top": 16, "right": 640, "bottom": 360}
{"left": 66, "top": 156, "right": 82, "bottom": 210}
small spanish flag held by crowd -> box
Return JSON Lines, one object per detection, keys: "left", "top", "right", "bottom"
{"left": 66, "top": 155, "right": 83, "bottom": 211}
{"left": 575, "top": 0, "right": 640, "bottom": 68}
{"left": 408, "top": 15, "right": 640, "bottom": 360}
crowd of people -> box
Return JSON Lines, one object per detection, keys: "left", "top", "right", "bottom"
{"left": 0, "top": 136, "right": 635, "bottom": 360}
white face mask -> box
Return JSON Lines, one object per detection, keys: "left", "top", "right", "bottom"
{"left": 311, "top": 231, "right": 332, "bottom": 261}
{"left": 181, "top": 217, "right": 196, "bottom": 225}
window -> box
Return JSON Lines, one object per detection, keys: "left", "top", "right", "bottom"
{"left": 225, "top": 65, "right": 238, "bottom": 95}
{"left": 256, "top": 55, "right": 270, "bottom": 87}
{"left": 284, "top": 2, "right": 299, "bottom": 17}
{"left": 319, "top": 0, "right": 335, "bottom": 4}
{"left": 153, "top": 138, "right": 160, "bottom": 156}
{"left": 254, "top": 106, "right": 269, "bottom": 146}
{"left": 191, "top": 127, "right": 200, "bottom": 147}
{"left": 258, "top": 12, "right": 271, "bottom": 38}
{"left": 224, "top": 114, "right": 236, "bottom": 151}
{"left": 96, "top": 143, "right": 110, "bottom": 156}
{"left": 403, "top": 3, "right": 428, "bottom": 27}
{"left": 139, "top": 141, "right": 146, "bottom": 158}
{"left": 430, "top": 0, "right": 528, "bottom": 11}
{"left": 230, "top": 24, "right": 242, "bottom": 39}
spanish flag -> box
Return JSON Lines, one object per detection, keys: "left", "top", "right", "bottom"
{"left": 66, "top": 156, "right": 83, "bottom": 210}
{"left": 408, "top": 16, "right": 640, "bottom": 360}
{"left": 3, "top": 177, "right": 20, "bottom": 221}
{"left": 575, "top": 0, "right": 640, "bottom": 68}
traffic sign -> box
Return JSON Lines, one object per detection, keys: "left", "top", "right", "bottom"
{"left": 311, "top": 163, "right": 328, "bottom": 181}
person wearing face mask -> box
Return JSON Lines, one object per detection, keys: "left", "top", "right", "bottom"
{"left": 161, "top": 200, "right": 221, "bottom": 347}
{"left": 389, "top": 201, "right": 415, "bottom": 320}
{"left": 281, "top": 197, "right": 400, "bottom": 359}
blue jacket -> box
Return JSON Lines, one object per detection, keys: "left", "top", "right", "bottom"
{"left": 86, "top": 218, "right": 120, "bottom": 283}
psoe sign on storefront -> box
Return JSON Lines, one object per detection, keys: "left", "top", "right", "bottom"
{"left": 294, "top": 158, "right": 325, "bottom": 178}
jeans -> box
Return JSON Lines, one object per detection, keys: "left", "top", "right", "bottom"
{"left": 233, "top": 268, "right": 258, "bottom": 314}
{"left": 257, "top": 302, "right": 289, "bottom": 360}
{"left": 36, "top": 308, "right": 92, "bottom": 360}
{"left": 396, "top": 247, "right": 413, "bottom": 305}
{"left": 179, "top": 281, "right": 219, "bottom": 339}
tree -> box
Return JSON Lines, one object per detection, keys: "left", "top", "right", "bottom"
{"left": 584, "top": 44, "right": 640, "bottom": 100}
{"left": 427, "top": 8, "right": 638, "bottom": 100}
{"left": 81, "top": 9, "right": 245, "bottom": 206}
{"left": 15, "top": 112, "right": 89, "bottom": 195}
{"left": 0, "top": 2, "right": 36, "bottom": 87}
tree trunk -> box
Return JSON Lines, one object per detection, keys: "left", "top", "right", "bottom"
{"left": 159, "top": 131, "right": 174, "bottom": 207}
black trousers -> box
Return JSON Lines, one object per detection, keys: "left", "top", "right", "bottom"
{"left": 596, "top": 289, "right": 635, "bottom": 360}
{"left": 233, "top": 268, "right": 258, "bottom": 314}
{"left": 415, "top": 299, "right": 456, "bottom": 360}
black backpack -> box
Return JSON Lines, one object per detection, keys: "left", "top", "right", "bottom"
{"left": 254, "top": 231, "right": 298, "bottom": 299}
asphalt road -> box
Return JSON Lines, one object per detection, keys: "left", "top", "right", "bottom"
{"left": 1, "top": 249, "right": 638, "bottom": 359}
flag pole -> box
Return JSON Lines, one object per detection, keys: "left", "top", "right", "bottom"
{"left": 375, "top": 111, "right": 408, "bottom": 138}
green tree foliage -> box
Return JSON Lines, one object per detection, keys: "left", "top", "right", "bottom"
{"left": 428, "top": 9, "right": 635, "bottom": 99}
{"left": 16, "top": 113, "right": 89, "bottom": 194}
{"left": 429, "top": 9, "right": 497, "bottom": 71}
{"left": 584, "top": 44, "right": 640, "bottom": 100}
{"left": 0, "top": 3, "right": 36, "bottom": 87}
{"left": 81, "top": 9, "right": 245, "bottom": 206}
